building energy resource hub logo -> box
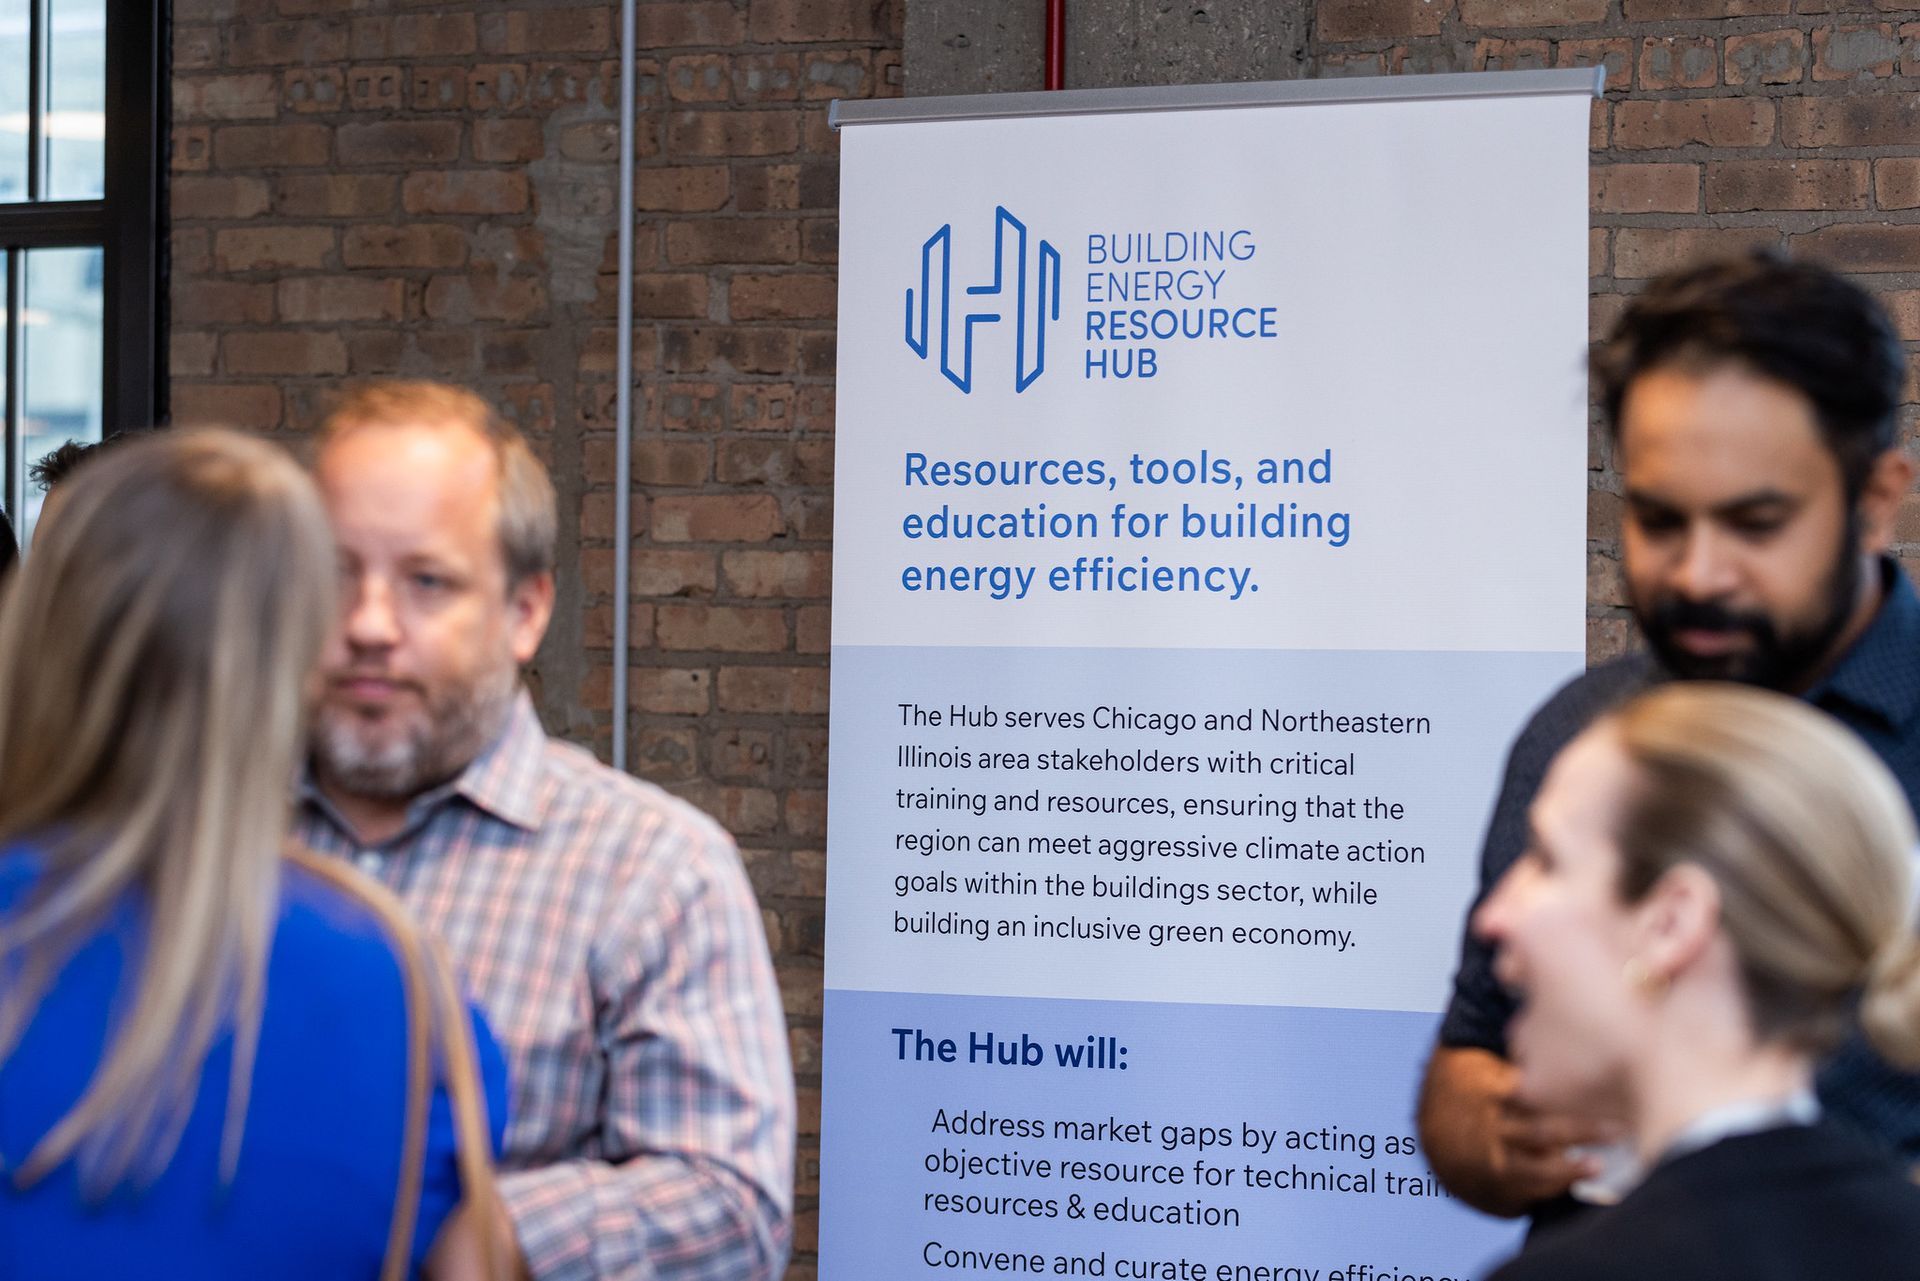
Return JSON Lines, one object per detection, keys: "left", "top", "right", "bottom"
{"left": 905, "top": 206, "right": 1060, "bottom": 395}
{"left": 905, "top": 212, "right": 1281, "bottom": 391}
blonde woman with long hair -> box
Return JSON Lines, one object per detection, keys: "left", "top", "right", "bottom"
{"left": 0, "top": 430, "right": 515, "bottom": 1279}
{"left": 1477, "top": 683, "right": 1920, "bottom": 1281}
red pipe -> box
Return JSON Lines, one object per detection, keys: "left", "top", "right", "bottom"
{"left": 1045, "top": 0, "right": 1065, "bottom": 89}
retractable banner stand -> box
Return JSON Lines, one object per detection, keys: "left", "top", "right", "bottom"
{"left": 823, "top": 71, "right": 1599, "bottom": 1281}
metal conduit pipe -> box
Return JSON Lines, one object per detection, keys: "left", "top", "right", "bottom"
{"left": 613, "top": 0, "right": 636, "bottom": 771}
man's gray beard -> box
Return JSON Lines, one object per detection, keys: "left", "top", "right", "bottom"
{"left": 314, "top": 664, "right": 520, "bottom": 803}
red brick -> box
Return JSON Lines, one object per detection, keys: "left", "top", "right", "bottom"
{"left": 274, "top": 173, "right": 396, "bottom": 217}
{"left": 794, "top": 604, "right": 829, "bottom": 653}
{"left": 672, "top": 782, "right": 781, "bottom": 835}
{"left": 172, "top": 332, "right": 217, "bottom": 379}
{"left": 637, "top": 1, "right": 746, "bottom": 46}
{"left": 174, "top": 73, "right": 280, "bottom": 121}
{"left": 171, "top": 383, "right": 283, "bottom": 430}
{"left": 749, "top": 0, "right": 891, "bottom": 42}
{"left": 717, "top": 666, "right": 827, "bottom": 715}
{"left": 213, "top": 123, "right": 332, "bottom": 168}
{"left": 657, "top": 381, "right": 727, "bottom": 430}
{"left": 228, "top": 19, "right": 349, "bottom": 66}
{"left": 1794, "top": 223, "right": 1920, "bottom": 273}
{"left": 653, "top": 494, "right": 784, "bottom": 542}
{"left": 710, "top": 727, "right": 777, "bottom": 782}
{"left": 174, "top": 25, "right": 221, "bottom": 71}
{"left": 411, "top": 67, "right": 468, "bottom": 112}
{"left": 480, "top": 7, "right": 614, "bottom": 54}
{"left": 632, "top": 550, "right": 720, "bottom": 597}
{"left": 669, "top": 53, "right": 732, "bottom": 102}
{"left": 342, "top": 224, "right": 470, "bottom": 269}
{"left": 630, "top": 726, "right": 698, "bottom": 778}
{"left": 171, "top": 175, "right": 272, "bottom": 220}
{"left": 801, "top": 217, "right": 837, "bottom": 264}
{"left": 174, "top": 280, "right": 275, "bottom": 326}
{"left": 1814, "top": 25, "right": 1898, "bottom": 80}
{"left": 667, "top": 219, "right": 802, "bottom": 265}
{"left": 800, "top": 49, "right": 873, "bottom": 98}
{"left": 1623, "top": 0, "right": 1785, "bottom": 14}
{"left": 1589, "top": 227, "right": 1608, "bottom": 277}
{"left": 1638, "top": 36, "right": 1717, "bottom": 89}
{"left": 662, "top": 326, "right": 801, "bottom": 375}
{"left": 1554, "top": 39, "right": 1631, "bottom": 90}
{"left": 1705, "top": 159, "right": 1868, "bottom": 212}
{"left": 717, "top": 439, "right": 832, "bottom": 486}
{"left": 1460, "top": 0, "right": 1603, "bottom": 24}
{"left": 423, "top": 275, "right": 549, "bottom": 323}
{"left": 402, "top": 170, "right": 531, "bottom": 215}
{"left": 340, "top": 66, "right": 400, "bottom": 111}
{"left": 1612, "top": 99, "right": 1774, "bottom": 150}
{"left": 635, "top": 273, "right": 712, "bottom": 318}
{"left": 223, "top": 331, "right": 349, "bottom": 376}
{"left": 558, "top": 122, "right": 620, "bottom": 162}
{"left": 667, "top": 109, "right": 801, "bottom": 157}
{"left": 1591, "top": 163, "right": 1698, "bottom": 214}
{"left": 737, "top": 164, "right": 804, "bottom": 213}
{"left": 1877, "top": 158, "right": 1920, "bottom": 210}
{"left": 276, "top": 277, "right": 406, "bottom": 323}
{"left": 474, "top": 118, "right": 546, "bottom": 163}
{"left": 635, "top": 440, "right": 714, "bottom": 485}
{"left": 657, "top": 604, "right": 789, "bottom": 652}
{"left": 1473, "top": 39, "right": 1548, "bottom": 71}
{"left": 530, "top": 62, "right": 606, "bottom": 108}
{"left": 723, "top": 549, "right": 831, "bottom": 597}
{"left": 1317, "top": 0, "right": 1449, "bottom": 41}
{"left": 732, "top": 272, "right": 836, "bottom": 321}
{"left": 350, "top": 13, "right": 477, "bottom": 58}
{"left": 1781, "top": 95, "right": 1920, "bottom": 148}
{"left": 729, "top": 384, "right": 798, "bottom": 432}
{"left": 736, "top": 52, "right": 801, "bottom": 101}
{"left": 469, "top": 64, "right": 529, "bottom": 111}
{"left": 634, "top": 165, "right": 731, "bottom": 212}
{"left": 282, "top": 68, "right": 344, "bottom": 114}
{"left": 173, "top": 126, "right": 212, "bottom": 172}
{"left": 1613, "top": 226, "right": 1780, "bottom": 278}
{"left": 336, "top": 120, "right": 463, "bottom": 165}
{"left": 1904, "top": 23, "right": 1920, "bottom": 77}
{"left": 628, "top": 667, "right": 713, "bottom": 715}
{"left": 1725, "top": 29, "right": 1805, "bottom": 84}
{"left": 213, "top": 226, "right": 334, "bottom": 272}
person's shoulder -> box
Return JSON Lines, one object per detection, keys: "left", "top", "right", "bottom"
{"left": 1513, "top": 652, "right": 1657, "bottom": 752}
{"left": 534, "top": 731, "right": 739, "bottom": 863}
{"left": 273, "top": 861, "right": 406, "bottom": 991}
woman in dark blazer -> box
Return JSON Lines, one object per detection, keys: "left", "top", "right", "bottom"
{"left": 1474, "top": 683, "right": 1920, "bottom": 1281}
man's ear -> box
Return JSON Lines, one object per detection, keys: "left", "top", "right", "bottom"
{"left": 1636, "top": 862, "right": 1722, "bottom": 984}
{"left": 1857, "top": 448, "right": 1916, "bottom": 557}
{"left": 508, "top": 571, "right": 556, "bottom": 665}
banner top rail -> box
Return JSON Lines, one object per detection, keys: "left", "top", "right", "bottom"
{"left": 830, "top": 67, "right": 1603, "bottom": 130}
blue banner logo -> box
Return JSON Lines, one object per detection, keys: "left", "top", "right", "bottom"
{"left": 905, "top": 207, "right": 1061, "bottom": 394}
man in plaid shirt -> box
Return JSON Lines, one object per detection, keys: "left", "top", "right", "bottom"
{"left": 294, "top": 380, "right": 795, "bottom": 1281}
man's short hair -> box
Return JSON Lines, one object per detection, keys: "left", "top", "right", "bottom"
{"left": 316, "top": 381, "right": 557, "bottom": 586}
{"left": 1593, "top": 252, "right": 1907, "bottom": 498}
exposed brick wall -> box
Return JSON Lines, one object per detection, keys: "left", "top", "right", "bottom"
{"left": 1300, "top": 1, "right": 1920, "bottom": 663}
{"left": 166, "top": 0, "right": 1920, "bottom": 1271}
{"left": 167, "top": 1, "right": 901, "bottom": 1273}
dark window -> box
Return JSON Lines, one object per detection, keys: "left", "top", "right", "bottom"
{"left": 0, "top": 0, "right": 161, "bottom": 547}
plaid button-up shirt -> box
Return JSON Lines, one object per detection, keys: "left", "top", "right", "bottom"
{"left": 296, "top": 694, "right": 794, "bottom": 1281}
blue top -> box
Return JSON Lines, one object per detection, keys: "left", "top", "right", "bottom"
{"left": 1442, "top": 558, "right": 1920, "bottom": 1158}
{"left": 0, "top": 848, "right": 510, "bottom": 1279}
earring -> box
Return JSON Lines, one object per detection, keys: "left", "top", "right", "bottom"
{"left": 1623, "top": 956, "right": 1665, "bottom": 992}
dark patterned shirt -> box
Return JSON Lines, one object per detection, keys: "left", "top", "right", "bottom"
{"left": 1441, "top": 559, "right": 1920, "bottom": 1157}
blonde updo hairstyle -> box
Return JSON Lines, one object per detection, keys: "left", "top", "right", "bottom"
{"left": 1603, "top": 683, "right": 1920, "bottom": 1065}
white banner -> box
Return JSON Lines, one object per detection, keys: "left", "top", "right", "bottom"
{"left": 824, "top": 74, "right": 1594, "bottom": 1281}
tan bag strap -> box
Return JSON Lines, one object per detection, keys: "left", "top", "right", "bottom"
{"left": 286, "top": 847, "right": 505, "bottom": 1281}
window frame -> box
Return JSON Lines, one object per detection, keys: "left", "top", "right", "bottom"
{"left": 0, "top": 0, "right": 165, "bottom": 526}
